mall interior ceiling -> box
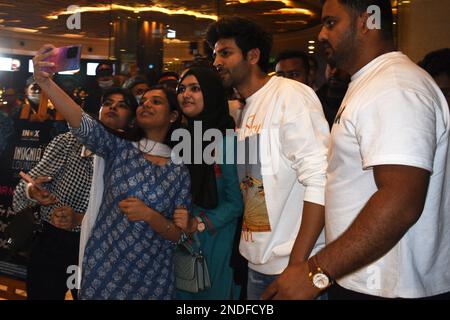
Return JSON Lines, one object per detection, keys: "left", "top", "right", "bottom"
{"left": 0, "top": 0, "right": 323, "bottom": 42}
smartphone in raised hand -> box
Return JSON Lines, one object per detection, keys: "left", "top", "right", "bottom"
{"left": 42, "top": 45, "right": 81, "bottom": 73}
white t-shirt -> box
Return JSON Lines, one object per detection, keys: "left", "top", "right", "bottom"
{"left": 238, "top": 76, "right": 329, "bottom": 274}
{"left": 326, "top": 52, "right": 450, "bottom": 298}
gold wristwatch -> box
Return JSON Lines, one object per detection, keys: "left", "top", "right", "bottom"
{"left": 308, "top": 255, "right": 333, "bottom": 290}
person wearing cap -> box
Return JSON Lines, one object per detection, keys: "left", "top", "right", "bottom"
{"left": 158, "top": 71, "right": 180, "bottom": 91}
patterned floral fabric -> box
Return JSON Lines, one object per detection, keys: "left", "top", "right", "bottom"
{"left": 71, "top": 113, "right": 191, "bottom": 300}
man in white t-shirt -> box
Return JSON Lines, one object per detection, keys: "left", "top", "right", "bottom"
{"left": 263, "top": 0, "right": 450, "bottom": 300}
{"left": 206, "top": 17, "right": 330, "bottom": 299}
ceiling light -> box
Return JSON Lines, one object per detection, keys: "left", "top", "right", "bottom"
{"left": 47, "top": 4, "right": 217, "bottom": 21}
{"left": 263, "top": 8, "right": 314, "bottom": 16}
{"left": 61, "top": 34, "right": 85, "bottom": 38}
{"left": 2, "top": 27, "right": 38, "bottom": 33}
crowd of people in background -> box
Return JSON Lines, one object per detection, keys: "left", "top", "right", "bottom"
{"left": 0, "top": 0, "right": 449, "bottom": 301}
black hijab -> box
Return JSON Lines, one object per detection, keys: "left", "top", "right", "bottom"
{"left": 179, "top": 67, "right": 235, "bottom": 209}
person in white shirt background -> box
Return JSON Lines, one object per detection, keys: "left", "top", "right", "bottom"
{"left": 262, "top": 0, "right": 450, "bottom": 300}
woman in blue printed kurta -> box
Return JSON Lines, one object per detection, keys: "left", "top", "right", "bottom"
{"left": 72, "top": 109, "right": 191, "bottom": 299}
{"left": 32, "top": 45, "right": 191, "bottom": 299}
{"left": 174, "top": 67, "right": 243, "bottom": 299}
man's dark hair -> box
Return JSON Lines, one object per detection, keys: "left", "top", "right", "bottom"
{"left": 206, "top": 16, "right": 273, "bottom": 73}
{"left": 419, "top": 48, "right": 450, "bottom": 78}
{"left": 275, "top": 50, "right": 310, "bottom": 75}
{"left": 321, "top": 0, "right": 394, "bottom": 40}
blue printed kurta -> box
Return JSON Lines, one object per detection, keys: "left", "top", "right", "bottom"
{"left": 71, "top": 113, "right": 191, "bottom": 300}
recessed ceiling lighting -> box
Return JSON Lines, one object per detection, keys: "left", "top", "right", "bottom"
{"left": 47, "top": 4, "right": 218, "bottom": 21}
{"left": 62, "top": 33, "right": 84, "bottom": 38}
{"left": 4, "top": 27, "right": 38, "bottom": 33}
{"left": 263, "top": 8, "right": 314, "bottom": 16}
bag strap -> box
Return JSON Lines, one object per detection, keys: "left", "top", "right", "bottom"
{"left": 180, "top": 233, "right": 203, "bottom": 256}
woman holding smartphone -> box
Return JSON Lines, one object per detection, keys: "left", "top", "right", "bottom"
{"left": 31, "top": 45, "right": 191, "bottom": 299}
{"left": 13, "top": 87, "right": 137, "bottom": 300}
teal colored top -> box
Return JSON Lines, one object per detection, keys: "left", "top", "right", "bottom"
{"left": 177, "top": 136, "right": 244, "bottom": 300}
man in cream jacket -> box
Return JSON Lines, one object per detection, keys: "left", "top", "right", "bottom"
{"left": 206, "top": 17, "right": 330, "bottom": 299}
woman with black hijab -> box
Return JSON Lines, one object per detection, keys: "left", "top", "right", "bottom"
{"left": 174, "top": 66, "right": 243, "bottom": 299}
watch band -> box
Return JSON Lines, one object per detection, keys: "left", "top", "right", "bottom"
{"left": 308, "top": 255, "right": 333, "bottom": 289}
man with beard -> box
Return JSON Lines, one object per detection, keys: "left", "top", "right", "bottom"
{"left": 262, "top": 0, "right": 450, "bottom": 300}
{"left": 315, "top": 62, "right": 350, "bottom": 128}
{"left": 206, "top": 17, "right": 329, "bottom": 300}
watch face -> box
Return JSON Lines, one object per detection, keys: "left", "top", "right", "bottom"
{"left": 312, "top": 273, "right": 330, "bottom": 289}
